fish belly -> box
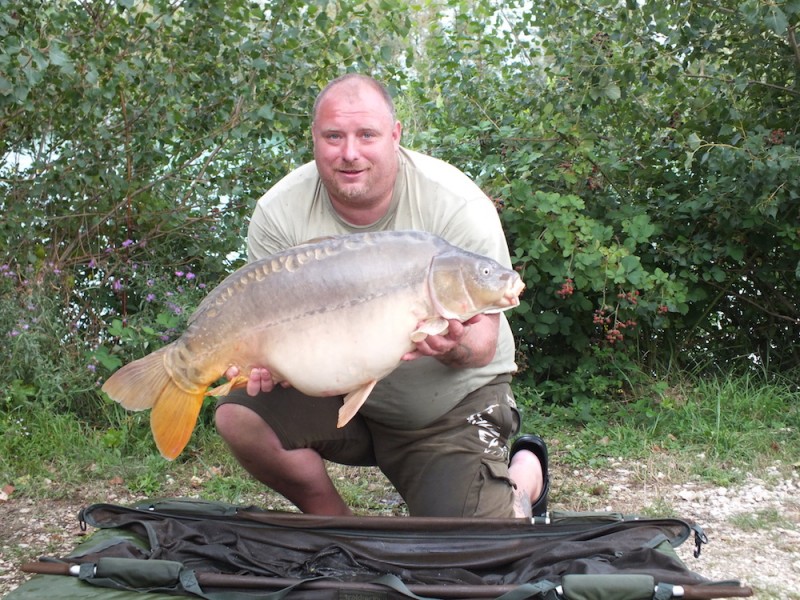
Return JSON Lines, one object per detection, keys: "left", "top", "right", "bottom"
{"left": 253, "top": 294, "right": 426, "bottom": 396}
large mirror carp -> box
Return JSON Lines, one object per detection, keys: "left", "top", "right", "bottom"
{"left": 102, "top": 230, "right": 524, "bottom": 459}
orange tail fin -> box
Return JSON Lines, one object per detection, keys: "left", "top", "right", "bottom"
{"left": 101, "top": 347, "right": 172, "bottom": 410}
{"left": 101, "top": 346, "right": 205, "bottom": 460}
{"left": 149, "top": 383, "right": 205, "bottom": 460}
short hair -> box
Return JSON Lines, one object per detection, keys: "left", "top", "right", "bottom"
{"left": 311, "top": 74, "right": 396, "bottom": 124}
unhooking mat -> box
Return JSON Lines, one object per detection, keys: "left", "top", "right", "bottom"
{"left": 7, "top": 498, "right": 753, "bottom": 600}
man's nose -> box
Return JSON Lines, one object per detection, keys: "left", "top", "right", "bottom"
{"left": 342, "top": 136, "right": 360, "bottom": 162}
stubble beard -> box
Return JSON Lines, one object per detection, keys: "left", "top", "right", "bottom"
{"left": 328, "top": 164, "right": 372, "bottom": 204}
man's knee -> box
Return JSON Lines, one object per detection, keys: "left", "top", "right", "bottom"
{"left": 215, "top": 403, "right": 254, "bottom": 441}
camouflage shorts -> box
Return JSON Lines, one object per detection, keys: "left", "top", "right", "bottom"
{"left": 216, "top": 374, "right": 520, "bottom": 518}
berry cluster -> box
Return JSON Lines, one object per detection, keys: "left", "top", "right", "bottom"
{"left": 593, "top": 306, "right": 638, "bottom": 345}
{"left": 556, "top": 278, "right": 574, "bottom": 298}
{"left": 767, "top": 129, "right": 785, "bottom": 145}
{"left": 617, "top": 290, "right": 640, "bottom": 305}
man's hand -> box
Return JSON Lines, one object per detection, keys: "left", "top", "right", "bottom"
{"left": 402, "top": 313, "right": 500, "bottom": 368}
{"left": 224, "top": 366, "right": 285, "bottom": 397}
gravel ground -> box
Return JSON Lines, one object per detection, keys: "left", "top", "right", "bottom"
{"left": 1, "top": 458, "right": 798, "bottom": 599}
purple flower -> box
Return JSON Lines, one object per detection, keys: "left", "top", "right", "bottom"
{"left": 175, "top": 270, "right": 184, "bottom": 277}
{"left": 146, "top": 293, "right": 156, "bottom": 302}
{"left": 9, "top": 330, "right": 20, "bottom": 337}
{"left": 147, "top": 279, "right": 155, "bottom": 287}
{"left": 88, "top": 259, "right": 97, "bottom": 268}
{"left": 112, "top": 280, "right": 122, "bottom": 291}
{"left": 122, "top": 239, "right": 134, "bottom": 248}
{"left": 185, "top": 272, "right": 195, "bottom": 280}
{"left": 198, "top": 283, "right": 206, "bottom": 289}
{"left": 87, "top": 364, "right": 96, "bottom": 373}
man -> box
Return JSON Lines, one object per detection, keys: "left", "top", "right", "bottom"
{"left": 215, "top": 74, "right": 548, "bottom": 519}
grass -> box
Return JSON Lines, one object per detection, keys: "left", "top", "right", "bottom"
{"left": 1, "top": 371, "right": 798, "bottom": 507}
{"left": 729, "top": 508, "right": 794, "bottom": 532}
{"left": 519, "top": 371, "right": 800, "bottom": 486}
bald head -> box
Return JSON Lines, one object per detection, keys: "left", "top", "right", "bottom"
{"left": 312, "top": 74, "right": 396, "bottom": 125}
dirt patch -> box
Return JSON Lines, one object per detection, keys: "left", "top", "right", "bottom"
{"left": 559, "top": 458, "right": 800, "bottom": 599}
{"left": 1, "top": 459, "right": 798, "bottom": 599}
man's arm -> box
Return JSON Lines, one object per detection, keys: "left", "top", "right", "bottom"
{"left": 402, "top": 313, "right": 500, "bottom": 368}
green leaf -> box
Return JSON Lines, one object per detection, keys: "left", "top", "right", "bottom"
{"left": 13, "top": 85, "right": 28, "bottom": 102}
{"left": 764, "top": 6, "right": 788, "bottom": 35}
{"left": 727, "top": 244, "right": 745, "bottom": 262}
{"left": 108, "top": 319, "right": 125, "bottom": 337}
{"left": 604, "top": 83, "right": 621, "bottom": 100}
{"left": 538, "top": 311, "right": 557, "bottom": 324}
{"left": 257, "top": 104, "right": 274, "bottom": 119}
{"left": 48, "top": 44, "right": 71, "bottom": 68}
{"left": 93, "top": 347, "right": 123, "bottom": 372}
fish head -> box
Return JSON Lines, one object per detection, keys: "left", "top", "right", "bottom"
{"left": 428, "top": 250, "right": 525, "bottom": 320}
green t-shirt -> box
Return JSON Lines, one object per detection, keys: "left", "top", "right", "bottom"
{"left": 247, "top": 147, "right": 518, "bottom": 429}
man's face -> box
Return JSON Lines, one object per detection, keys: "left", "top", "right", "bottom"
{"left": 312, "top": 82, "right": 401, "bottom": 216}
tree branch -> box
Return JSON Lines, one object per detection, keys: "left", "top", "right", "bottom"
{"left": 788, "top": 24, "right": 800, "bottom": 69}
{"left": 683, "top": 72, "right": 800, "bottom": 97}
{"left": 706, "top": 279, "right": 800, "bottom": 326}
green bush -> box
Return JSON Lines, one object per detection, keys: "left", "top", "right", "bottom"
{"left": 2, "top": 0, "right": 798, "bottom": 425}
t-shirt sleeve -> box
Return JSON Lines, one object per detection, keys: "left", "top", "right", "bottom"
{"left": 247, "top": 197, "right": 296, "bottom": 261}
{"left": 437, "top": 194, "right": 512, "bottom": 268}
{"left": 246, "top": 162, "right": 320, "bottom": 261}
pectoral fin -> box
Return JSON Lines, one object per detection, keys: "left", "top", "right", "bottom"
{"left": 410, "top": 317, "right": 450, "bottom": 342}
{"left": 337, "top": 380, "right": 378, "bottom": 428}
{"left": 206, "top": 375, "right": 250, "bottom": 397}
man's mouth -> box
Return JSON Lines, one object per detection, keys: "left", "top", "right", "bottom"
{"left": 338, "top": 168, "right": 366, "bottom": 179}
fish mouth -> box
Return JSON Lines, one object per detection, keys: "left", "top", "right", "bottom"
{"left": 512, "top": 277, "right": 525, "bottom": 295}
{"left": 484, "top": 279, "right": 524, "bottom": 313}
{"left": 505, "top": 277, "right": 525, "bottom": 306}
